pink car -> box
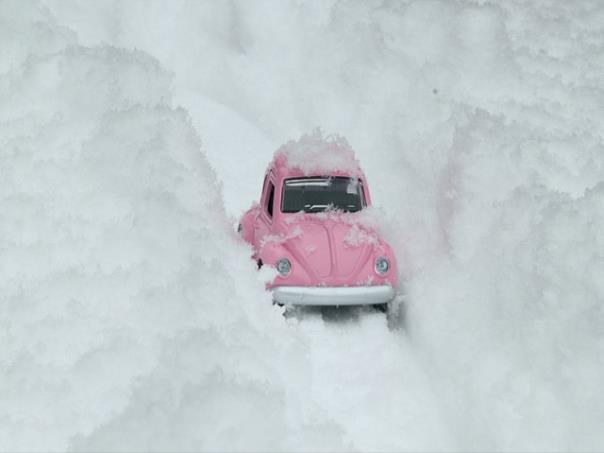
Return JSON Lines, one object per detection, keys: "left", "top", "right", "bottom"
{"left": 238, "top": 134, "right": 398, "bottom": 308}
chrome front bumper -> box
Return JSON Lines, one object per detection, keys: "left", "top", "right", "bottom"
{"left": 272, "top": 285, "right": 396, "bottom": 306}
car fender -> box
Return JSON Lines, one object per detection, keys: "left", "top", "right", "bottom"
{"left": 238, "top": 203, "right": 260, "bottom": 245}
{"left": 257, "top": 240, "right": 313, "bottom": 288}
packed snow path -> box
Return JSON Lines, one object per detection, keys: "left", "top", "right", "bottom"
{"left": 283, "top": 307, "right": 452, "bottom": 451}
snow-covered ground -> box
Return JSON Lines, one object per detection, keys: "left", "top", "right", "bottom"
{"left": 2, "top": 1, "right": 604, "bottom": 451}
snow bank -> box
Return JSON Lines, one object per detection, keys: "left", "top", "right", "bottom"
{"left": 410, "top": 182, "right": 604, "bottom": 450}
{"left": 404, "top": 110, "right": 604, "bottom": 450}
{"left": 0, "top": 7, "right": 346, "bottom": 451}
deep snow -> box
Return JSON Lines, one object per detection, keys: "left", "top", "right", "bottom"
{"left": 2, "top": 0, "right": 604, "bottom": 451}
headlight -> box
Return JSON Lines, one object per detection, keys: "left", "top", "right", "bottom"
{"left": 276, "top": 258, "right": 291, "bottom": 276}
{"left": 375, "top": 257, "right": 390, "bottom": 276}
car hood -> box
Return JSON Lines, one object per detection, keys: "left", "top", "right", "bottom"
{"left": 275, "top": 218, "right": 386, "bottom": 285}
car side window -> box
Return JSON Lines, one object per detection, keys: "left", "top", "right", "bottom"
{"left": 267, "top": 181, "right": 275, "bottom": 218}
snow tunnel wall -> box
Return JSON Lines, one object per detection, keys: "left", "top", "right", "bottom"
{"left": 0, "top": 4, "right": 352, "bottom": 450}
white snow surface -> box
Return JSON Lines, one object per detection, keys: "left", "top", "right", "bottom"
{"left": 274, "top": 129, "right": 364, "bottom": 177}
{"left": 2, "top": 1, "right": 604, "bottom": 451}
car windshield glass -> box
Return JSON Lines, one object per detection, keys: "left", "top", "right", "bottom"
{"left": 281, "top": 177, "right": 365, "bottom": 213}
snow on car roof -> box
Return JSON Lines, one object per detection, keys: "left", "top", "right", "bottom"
{"left": 271, "top": 129, "right": 365, "bottom": 178}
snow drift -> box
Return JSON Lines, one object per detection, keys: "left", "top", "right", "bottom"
{"left": 0, "top": 10, "right": 342, "bottom": 451}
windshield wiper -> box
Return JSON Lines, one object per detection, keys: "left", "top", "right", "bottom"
{"left": 304, "top": 204, "right": 330, "bottom": 212}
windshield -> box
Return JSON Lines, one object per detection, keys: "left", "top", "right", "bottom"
{"left": 281, "top": 177, "right": 365, "bottom": 213}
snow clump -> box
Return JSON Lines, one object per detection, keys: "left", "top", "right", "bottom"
{"left": 274, "top": 128, "right": 364, "bottom": 177}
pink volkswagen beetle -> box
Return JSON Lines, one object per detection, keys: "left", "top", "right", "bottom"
{"left": 238, "top": 132, "right": 398, "bottom": 310}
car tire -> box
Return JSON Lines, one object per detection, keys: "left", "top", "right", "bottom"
{"left": 372, "top": 303, "right": 388, "bottom": 313}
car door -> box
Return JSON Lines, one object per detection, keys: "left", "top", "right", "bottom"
{"left": 254, "top": 172, "right": 276, "bottom": 253}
